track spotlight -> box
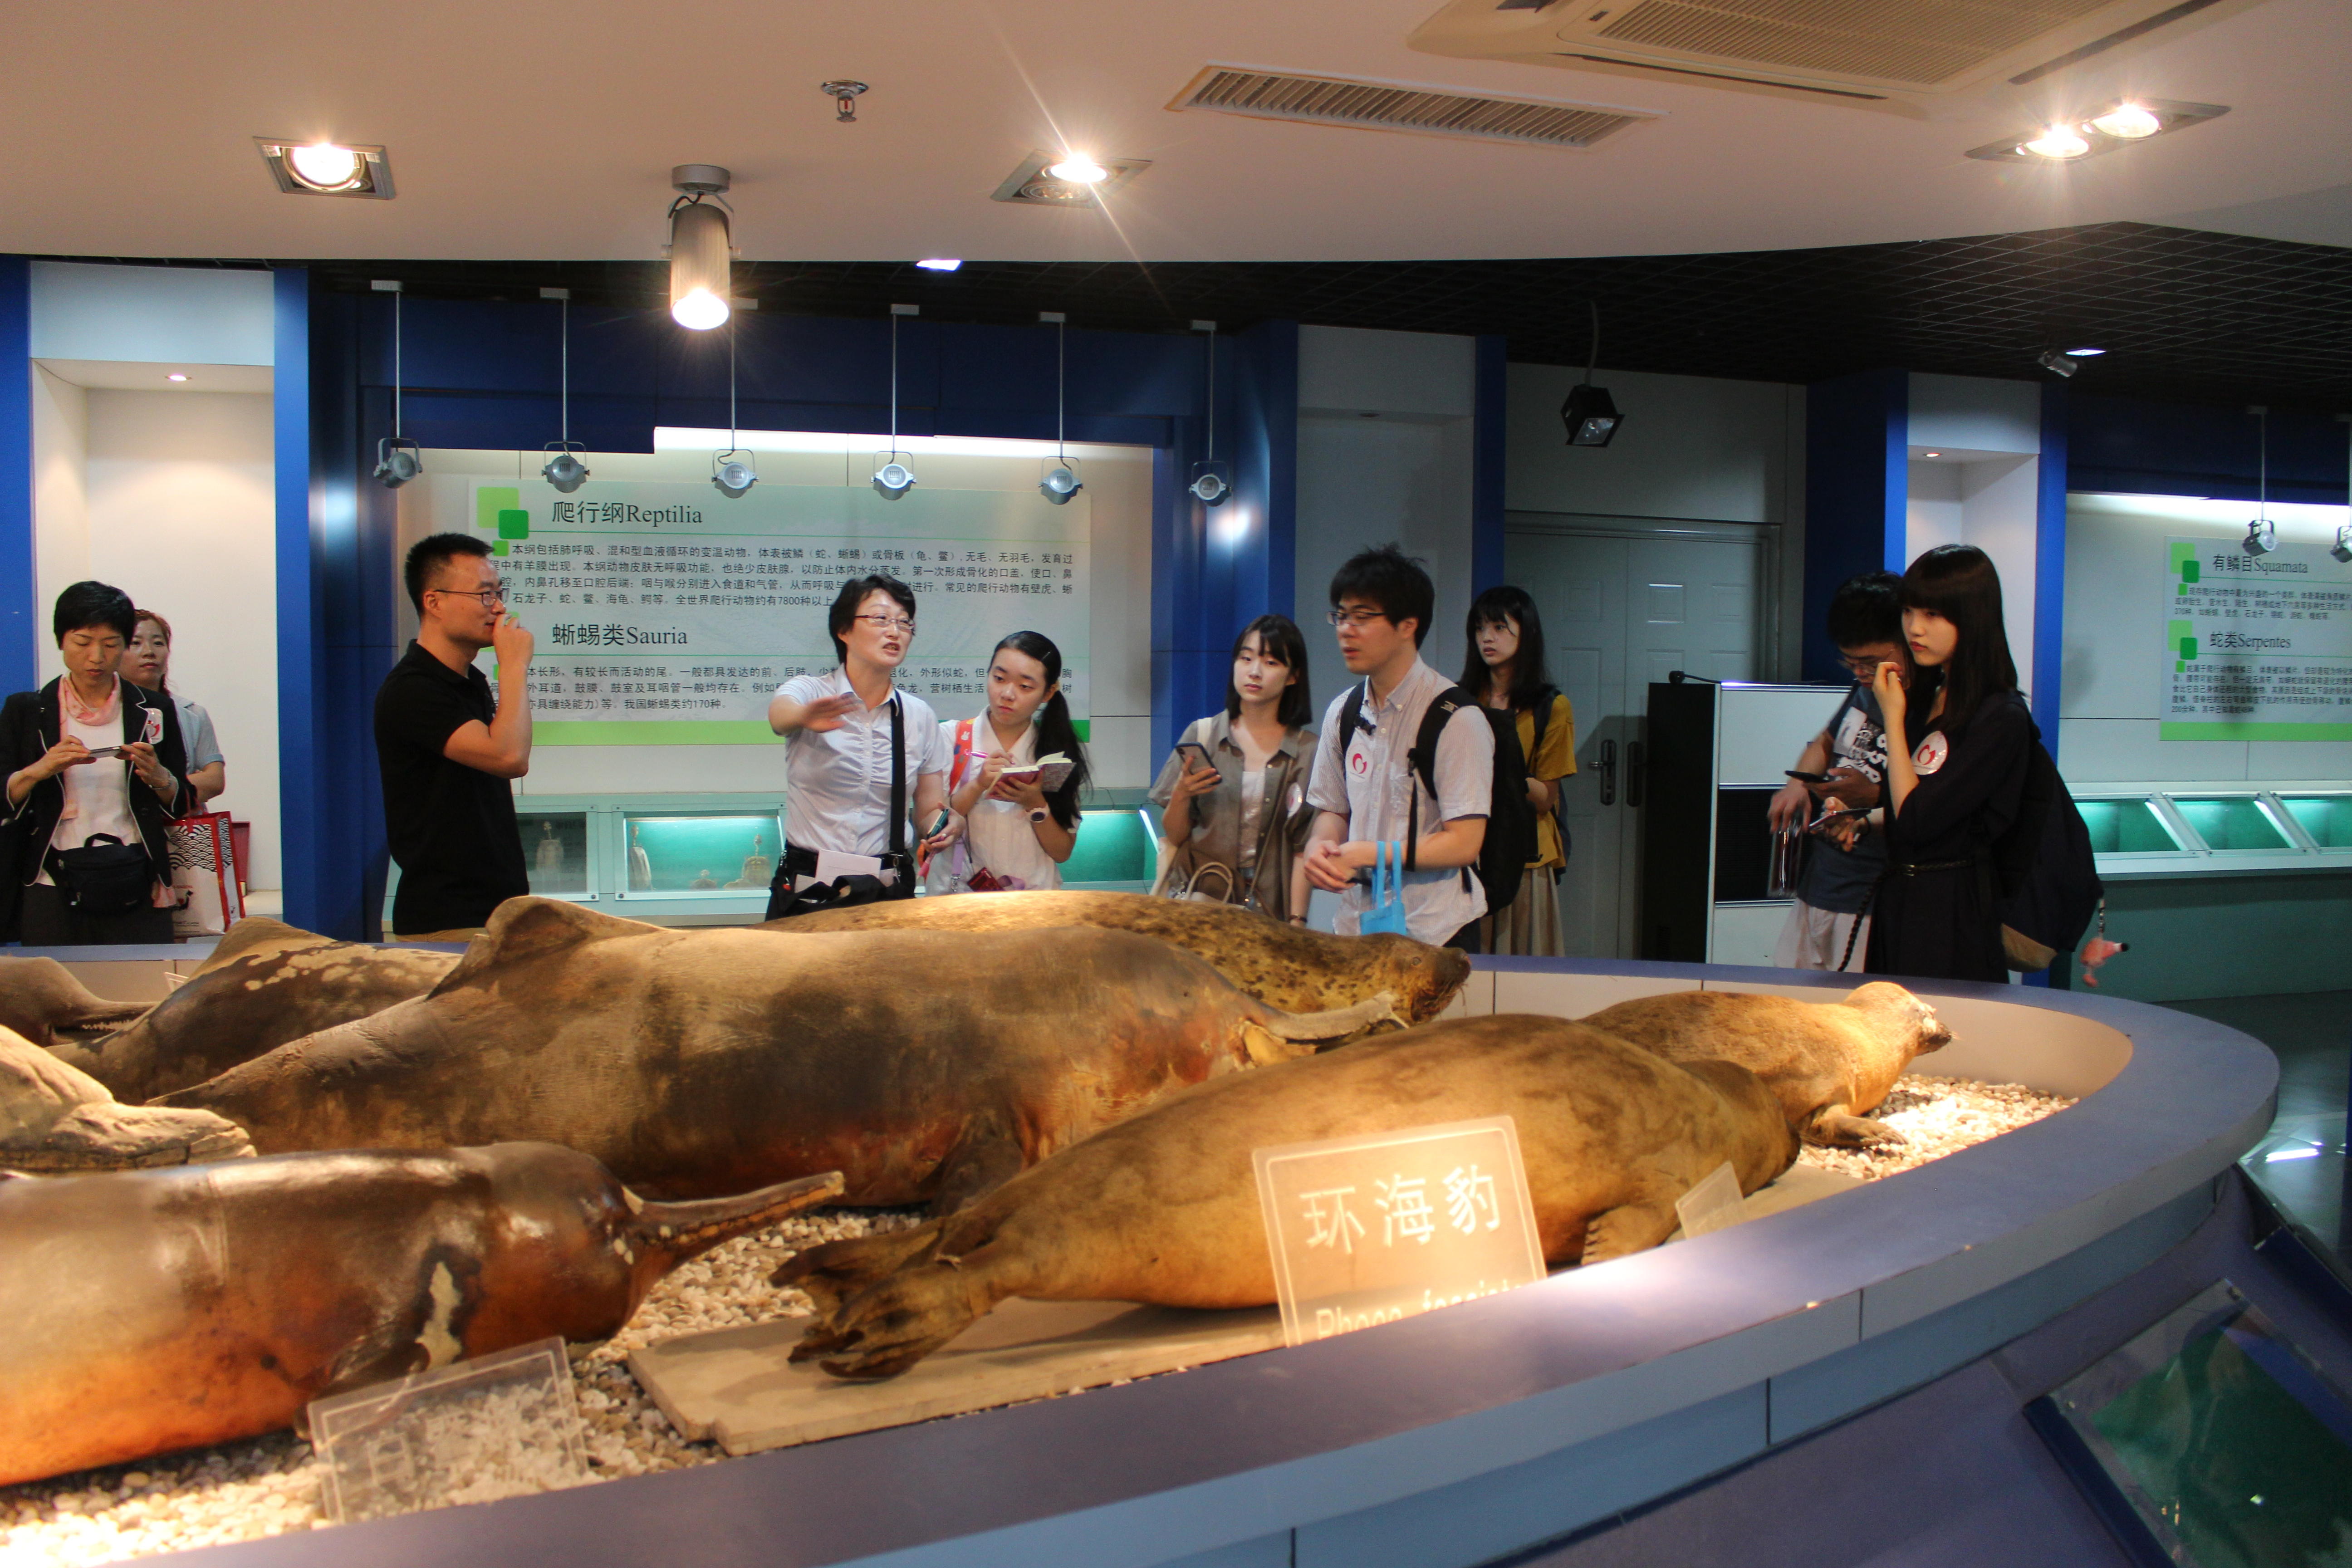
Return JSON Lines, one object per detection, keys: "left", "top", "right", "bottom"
{"left": 1560, "top": 302, "right": 1622, "bottom": 447}
{"left": 874, "top": 305, "right": 918, "bottom": 499}
{"left": 2038, "top": 350, "right": 2080, "bottom": 378}
{"left": 1039, "top": 311, "right": 1084, "bottom": 506}
{"left": 668, "top": 166, "right": 735, "bottom": 332}
{"left": 1190, "top": 320, "right": 1232, "bottom": 506}
{"left": 542, "top": 287, "right": 591, "bottom": 493}
{"left": 543, "top": 447, "right": 590, "bottom": 494}
{"left": 1040, "top": 462, "right": 1082, "bottom": 504}
{"left": 2244, "top": 406, "right": 2275, "bottom": 555}
{"left": 374, "top": 438, "right": 422, "bottom": 489}
{"left": 2244, "top": 518, "right": 2276, "bottom": 556}
{"left": 2333, "top": 525, "right": 2352, "bottom": 564}
{"left": 712, "top": 451, "right": 757, "bottom": 499}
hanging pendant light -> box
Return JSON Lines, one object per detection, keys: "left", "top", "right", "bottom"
{"left": 1039, "top": 311, "right": 1082, "bottom": 505}
{"left": 1189, "top": 319, "right": 1231, "bottom": 505}
{"left": 2244, "top": 406, "right": 2276, "bottom": 556}
{"left": 541, "top": 288, "right": 590, "bottom": 493}
{"left": 712, "top": 319, "right": 756, "bottom": 499}
{"left": 667, "top": 166, "right": 735, "bottom": 332}
{"left": 372, "top": 280, "right": 422, "bottom": 488}
{"left": 873, "top": 304, "right": 918, "bottom": 499}
{"left": 2336, "top": 416, "right": 2352, "bottom": 563}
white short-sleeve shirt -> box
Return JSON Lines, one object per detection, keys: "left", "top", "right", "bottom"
{"left": 1306, "top": 659, "right": 1494, "bottom": 944}
{"left": 775, "top": 668, "right": 950, "bottom": 857}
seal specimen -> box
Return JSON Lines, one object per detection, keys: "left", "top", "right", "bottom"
{"left": 0, "top": 956, "right": 147, "bottom": 1048}
{"left": 162, "top": 898, "right": 1399, "bottom": 1208}
{"left": 1580, "top": 983, "right": 1953, "bottom": 1146}
{"left": 777, "top": 1014, "right": 1798, "bottom": 1378}
{"left": 61, "top": 917, "right": 461, "bottom": 1102}
{"left": 0, "top": 1145, "right": 841, "bottom": 1487}
{"left": 2, "top": 1024, "right": 250, "bottom": 1173}
{"left": 769, "top": 889, "right": 1468, "bottom": 1026}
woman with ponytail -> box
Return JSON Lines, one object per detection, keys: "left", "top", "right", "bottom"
{"left": 1866, "top": 544, "right": 2034, "bottom": 981}
{"left": 932, "top": 631, "right": 1091, "bottom": 892}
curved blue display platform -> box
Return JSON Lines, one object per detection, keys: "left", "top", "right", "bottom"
{"left": 107, "top": 956, "right": 2286, "bottom": 1568}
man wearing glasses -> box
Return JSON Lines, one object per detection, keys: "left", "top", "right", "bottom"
{"left": 1765, "top": 569, "right": 1908, "bottom": 970}
{"left": 373, "top": 533, "right": 536, "bottom": 940}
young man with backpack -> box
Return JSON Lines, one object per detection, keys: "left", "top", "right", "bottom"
{"left": 1301, "top": 547, "right": 1496, "bottom": 950}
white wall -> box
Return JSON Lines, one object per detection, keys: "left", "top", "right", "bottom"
{"left": 1295, "top": 327, "right": 1477, "bottom": 700}
{"left": 29, "top": 262, "right": 273, "bottom": 366}
{"left": 2061, "top": 492, "right": 2352, "bottom": 782}
{"left": 399, "top": 440, "right": 1159, "bottom": 795}
{"left": 29, "top": 365, "right": 89, "bottom": 628}
{"left": 72, "top": 391, "right": 283, "bottom": 887}
{"left": 1905, "top": 453, "right": 2040, "bottom": 695}
{"left": 1504, "top": 363, "right": 1804, "bottom": 676}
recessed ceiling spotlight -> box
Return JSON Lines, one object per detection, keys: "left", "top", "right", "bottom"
{"left": 1923, "top": 451, "right": 1942, "bottom": 459}
{"left": 2037, "top": 350, "right": 2080, "bottom": 378}
{"left": 165, "top": 373, "right": 189, "bottom": 382}
{"left": 2089, "top": 103, "right": 2162, "bottom": 139}
{"left": 992, "top": 152, "right": 1151, "bottom": 208}
{"left": 2066, "top": 346, "right": 2108, "bottom": 357}
{"left": 915, "top": 259, "right": 962, "bottom": 272}
{"left": 1966, "top": 100, "right": 2228, "bottom": 164}
{"left": 2022, "top": 125, "right": 2091, "bottom": 159}
{"left": 254, "top": 137, "right": 394, "bottom": 198}
{"left": 1046, "top": 154, "right": 1109, "bottom": 184}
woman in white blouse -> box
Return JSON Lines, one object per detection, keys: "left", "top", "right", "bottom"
{"left": 930, "top": 631, "right": 1090, "bottom": 893}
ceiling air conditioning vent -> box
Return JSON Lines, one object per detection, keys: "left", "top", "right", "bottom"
{"left": 1169, "top": 66, "right": 1656, "bottom": 149}
{"left": 1407, "top": 0, "right": 2269, "bottom": 114}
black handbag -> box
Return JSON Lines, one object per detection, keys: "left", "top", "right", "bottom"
{"left": 51, "top": 833, "right": 152, "bottom": 917}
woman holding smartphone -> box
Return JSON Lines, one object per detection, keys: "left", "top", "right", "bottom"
{"left": 1461, "top": 585, "right": 1576, "bottom": 957}
{"left": 1149, "top": 615, "right": 1317, "bottom": 923}
{"left": 931, "top": 631, "right": 1090, "bottom": 893}
{"left": 1867, "top": 544, "right": 2034, "bottom": 981}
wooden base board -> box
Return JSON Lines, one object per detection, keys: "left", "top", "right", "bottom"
{"left": 628, "top": 1161, "right": 1867, "bottom": 1458}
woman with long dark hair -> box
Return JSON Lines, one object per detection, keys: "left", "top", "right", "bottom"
{"left": 1149, "top": 614, "right": 1317, "bottom": 922}
{"left": 1459, "top": 585, "right": 1577, "bottom": 956}
{"left": 935, "top": 630, "right": 1091, "bottom": 892}
{"left": 1866, "top": 544, "right": 2034, "bottom": 980}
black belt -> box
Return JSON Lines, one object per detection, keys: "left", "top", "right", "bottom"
{"left": 1892, "top": 857, "right": 1978, "bottom": 877}
{"left": 781, "top": 842, "right": 914, "bottom": 878}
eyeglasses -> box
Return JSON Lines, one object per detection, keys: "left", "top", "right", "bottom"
{"left": 853, "top": 613, "right": 916, "bottom": 634}
{"left": 1839, "top": 655, "right": 1888, "bottom": 677}
{"left": 431, "top": 584, "right": 507, "bottom": 605}
{"left": 1326, "top": 608, "right": 1392, "bottom": 630}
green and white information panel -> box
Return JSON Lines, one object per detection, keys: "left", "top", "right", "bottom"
{"left": 470, "top": 481, "right": 1088, "bottom": 745}
{"left": 2163, "top": 537, "right": 2352, "bottom": 742}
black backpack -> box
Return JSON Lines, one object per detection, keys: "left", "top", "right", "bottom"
{"left": 1989, "top": 701, "right": 2103, "bottom": 967}
{"left": 1336, "top": 682, "right": 1539, "bottom": 914}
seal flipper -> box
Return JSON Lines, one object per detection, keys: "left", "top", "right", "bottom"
{"left": 425, "top": 897, "right": 663, "bottom": 1000}
{"left": 1805, "top": 1104, "right": 1905, "bottom": 1147}
{"left": 1581, "top": 1198, "right": 1682, "bottom": 1264}
{"left": 789, "top": 1243, "right": 1013, "bottom": 1380}
{"left": 773, "top": 1221, "right": 945, "bottom": 1318}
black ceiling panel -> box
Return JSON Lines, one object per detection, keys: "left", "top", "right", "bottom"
{"left": 54, "top": 220, "right": 2352, "bottom": 411}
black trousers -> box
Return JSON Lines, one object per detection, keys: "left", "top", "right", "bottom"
{"left": 17, "top": 882, "right": 176, "bottom": 946}
{"left": 1444, "top": 919, "right": 1484, "bottom": 955}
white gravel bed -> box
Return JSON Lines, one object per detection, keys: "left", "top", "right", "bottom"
{"left": 1798, "top": 1073, "right": 2075, "bottom": 1183}
{"left": 0, "top": 1207, "right": 918, "bottom": 1568}
{"left": 4, "top": 1074, "right": 2073, "bottom": 1565}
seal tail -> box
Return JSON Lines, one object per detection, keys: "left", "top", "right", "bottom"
{"left": 1242, "top": 992, "right": 1403, "bottom": 1063}
{"left": 627, "top": 1170, "right": 845, "bottom": 1268}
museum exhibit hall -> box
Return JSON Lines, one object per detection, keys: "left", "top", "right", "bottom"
{"left": 5, "top": 0, "right": 2352, "bottom": 1563}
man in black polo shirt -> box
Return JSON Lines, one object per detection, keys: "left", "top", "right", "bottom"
{"left": 375, "top": 533, "right": 535, "bottom": 939}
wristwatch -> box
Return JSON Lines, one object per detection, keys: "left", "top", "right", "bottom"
{"left": 1029, "top": 808, "right": 1049, "bottom": 824}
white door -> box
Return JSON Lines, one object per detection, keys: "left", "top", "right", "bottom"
{"left": 1507, "top": 522, "right": 1764, "bottom": 958}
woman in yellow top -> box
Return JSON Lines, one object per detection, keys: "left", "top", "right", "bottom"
{"left": 1460, "top": 586, "right": 1576, "bottom": 957}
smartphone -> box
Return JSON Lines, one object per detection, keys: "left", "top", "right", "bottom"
{"left": 1785, "top": 769, "right": 1827, "bottom": 783}
{"left": 920, "top": 808, "right": 951, "bottom": 840}
{"left": 84, "top": 745, "right": 123, "bottom": 759}
{"left": 1176, "top": 741, "right": 1215, "bottom": 773}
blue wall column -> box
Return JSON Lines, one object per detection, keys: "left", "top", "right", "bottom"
{"left": 2034, "top": 382, "right": 2069, "bottom": 756}
{"left": 1801, "top": 368, "right": 1908, "bottom": 681}
{"left": 1470, "top": 334, "right": 1509, "bottom": 595}
{"left": 1154, "top": 322, "right": 1294, "bottom": 759}
{"left": 1, "top": 258, "right": 34, "bottom": 696}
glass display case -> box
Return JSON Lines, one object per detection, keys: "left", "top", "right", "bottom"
{"left": 2077, "top": 795, "right": 2193, "bottom": 857}
{"left": 522, "top": 811, "right": 592, "bottom": 897}
{"left": 617, "top": 811, "right": 782, "bottom": 899}
{"left": 2279, "top": 793, "right": 2352, "bottom": 850}
{"left": 2169, "top": 794, "right": 2296, "bottom": 853}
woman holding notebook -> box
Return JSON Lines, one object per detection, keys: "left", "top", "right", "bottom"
{"left": 930, "top": 630, "right": 1090, "bottom": 893}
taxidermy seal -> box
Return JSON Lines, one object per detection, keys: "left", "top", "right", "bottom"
{"left": 0, "top": 1145, "right": 840, "bottom": 1488}
{"left": 769, "top": 889, "right": 1469, "bottom": 1026}
{"left": 1, "top": 1024, "right": 250, "bottom": 1174}
{"left": 57, "top": 918, "right": 461, "bottom": 1102}
{"left": 0, "top": 955, "right": 147, "bottom": 1048}
{"left": 1580, "top": 983, "right": 1953, "bottom": 1147}
{"left": 778, "top": 1014, "right": 1798, "bottom": 1379}
{"left": 162, "top": 898, "right": 1401, "bottom": 1208}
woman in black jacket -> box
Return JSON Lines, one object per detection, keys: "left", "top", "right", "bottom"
{"left": 0, "top": 581, "right": 193, "bottom": 944}
{"left": 1866, "top": 545, "right": 2034, "bottom": 982}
